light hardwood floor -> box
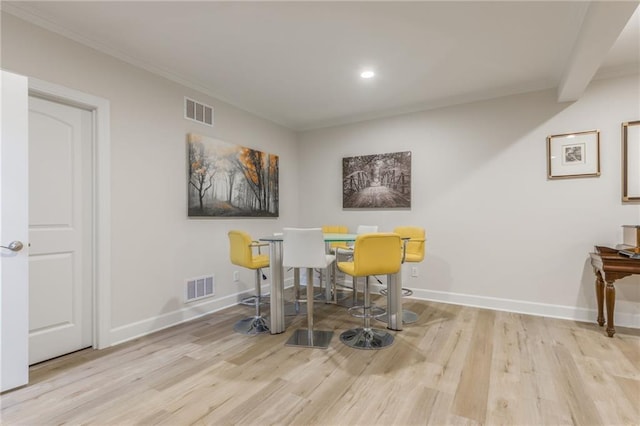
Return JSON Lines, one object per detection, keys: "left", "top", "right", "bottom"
{"left": 1, "top": 297, "right": 638, "bottom": 425}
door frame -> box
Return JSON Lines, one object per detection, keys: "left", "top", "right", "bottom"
{"left": 29, "top": 78, "right": 112, "bottom": 350}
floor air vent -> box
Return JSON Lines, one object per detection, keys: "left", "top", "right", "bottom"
{"left": 185, "top": 275, "right": 215, "bottom": 302}
{"left": 185, "top": 97, "right": 214, "bottom": 126}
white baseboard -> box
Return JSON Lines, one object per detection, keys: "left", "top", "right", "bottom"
{"left": 367, "top": 282, "right": 639, "bottom": 329}
{"left": 110, "top": 278, "right": 638, "bottom": 346}
{"left": 109, "top": 279, "right": 293, "bottom": 346}
{"left": 409, "top": 288, "right": 640, "bottom": 329}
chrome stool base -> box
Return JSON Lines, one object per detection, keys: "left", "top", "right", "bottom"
{"left": 340, "top": 327, "right": 394, "bottom": 350}
{"left": 348, "top": 304, "right": 386, "bottom": 319}
{"left": 285, "top": 329, "right": 333, "bottom": 349}
{"left": 233, "top": 316, "right": 270, "bottom": 335}
{"left": 376, "top": 309, "right": 418, "bottom": 324}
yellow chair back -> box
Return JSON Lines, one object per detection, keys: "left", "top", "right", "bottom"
{"left": 228, "top": 230, "right": 270, "bottom": 270}
{"left": 322, "top": 224, "right": 350, "bottom": 250}
{"left": 338, "top": 233, "right": 402, "bottom": 277}
{"left": 322, "top": 225, "right": 348, "bottom": 234}
{"left": 394, "top": 226, "right": 426, "bottom": 263}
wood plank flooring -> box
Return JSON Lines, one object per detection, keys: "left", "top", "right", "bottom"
{"left": 1, "top": 297, "right": 638, "bottom": 425}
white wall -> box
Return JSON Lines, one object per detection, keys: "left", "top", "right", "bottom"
{"left": 2, "top": 11, "right": 639, "bottom": 347}
{"left": 1, "top": 13, "right": 299, "bottom": 344}
{"left": 298, "top": 75, "right": 640, "bottom": 327}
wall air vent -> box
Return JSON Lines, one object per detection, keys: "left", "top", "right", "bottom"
{"left": 185, "top": 275, "right": 215, "bottom": 303}
{"left": 185, "top": 97, "right": 214, "bottom": 127}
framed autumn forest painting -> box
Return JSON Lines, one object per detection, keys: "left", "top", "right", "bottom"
{"left": 188, "top": 133, "right": 279, "bottom": 217}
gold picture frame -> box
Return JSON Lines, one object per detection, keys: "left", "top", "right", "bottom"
{"left": 547, "top": 130, "right": 600, "bottom": 179}
{"left": 622, "top": 120, "right": 640, "bottom": 202}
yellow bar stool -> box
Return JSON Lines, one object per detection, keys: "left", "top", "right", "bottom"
{"left": 378, "top": 226, "right": 426, "bottom": 325}
{"left": 283, "top": 227, "right": 335, "bottom": 348}
{"left": 322, "top": 224, "right": 350, "bottom": 252}
{"left": 334, "top": 225, "right": 379, "bottom": 307}
{"left": 228, "top": 230, "right": 270, "bottom": 335}
{"left": 338, "top": 233, "right": 402, "bottom": 349}
{"left": 321, "top": 224, "right": 350, "bottom": 302}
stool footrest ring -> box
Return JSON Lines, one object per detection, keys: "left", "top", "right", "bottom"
{"left": 379, "top": 288, "right": 412, "bottom": 297}
{"left": 347, "top": 305, "right": 386, "bottom": 319}
{"left": 375, "top": 309, "right": 419, "bottom": 325}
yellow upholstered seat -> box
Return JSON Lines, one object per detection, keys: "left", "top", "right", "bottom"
{"left": 321, "top": 225, "right": 350, "bottom": 251}
{"left": 333, "top": 224, "right": 379, "bottom": 307}
{"left": 229, "top": 230, "right": 270, "bottom": 270}
{"left": 337, "top": 232, "right": 402, "bottom": 349}
{"left": 337, "top": 233, "right": 402, "bottom": 277}
{"left": 377, "top": 226, "right": 426, "bottom": 325}
{"left": 228, "top": 230, "right": 270, "bottom": 335}
{"left": 394, "top": 226, "right": 426, "bottom": 263}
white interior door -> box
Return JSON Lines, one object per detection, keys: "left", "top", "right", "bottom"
{"left": 28, "top": 96, "right": 93, "bottom": 365}
{"left": 0, "top": 71, "right": 30, "bottom": 392}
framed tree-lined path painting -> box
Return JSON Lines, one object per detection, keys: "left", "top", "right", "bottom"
{"left": 343, "top": 151, "right": 411, "bottom": 209}
{"left": 188, "top": 133, "right": 279, "bottom": 217}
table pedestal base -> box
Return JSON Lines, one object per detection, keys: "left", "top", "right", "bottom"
{"left": 285, "top": 329, "right": 333, "bottom": 349}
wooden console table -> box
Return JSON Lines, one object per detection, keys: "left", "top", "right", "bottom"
{"left": 590, "top": 246, "right": 640, "bottom": 337}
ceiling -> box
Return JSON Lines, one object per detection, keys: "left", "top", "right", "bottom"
{"left": 3, "top": 1, "right": 639, "bottom": 131}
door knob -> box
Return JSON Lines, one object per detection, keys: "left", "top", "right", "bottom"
{"left": 1, "top": 241, "right": 24, "bottom": 252}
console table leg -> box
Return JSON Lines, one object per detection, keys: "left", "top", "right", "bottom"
{"left": 605, "top": 280, "right": 616, "bottom": 337}
{"left": 595, "top": 272, "right": 605, "bottom": 327}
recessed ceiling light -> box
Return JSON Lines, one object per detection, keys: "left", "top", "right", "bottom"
{"left": 360, "top": 70, "right": 375, "bottom": 79}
